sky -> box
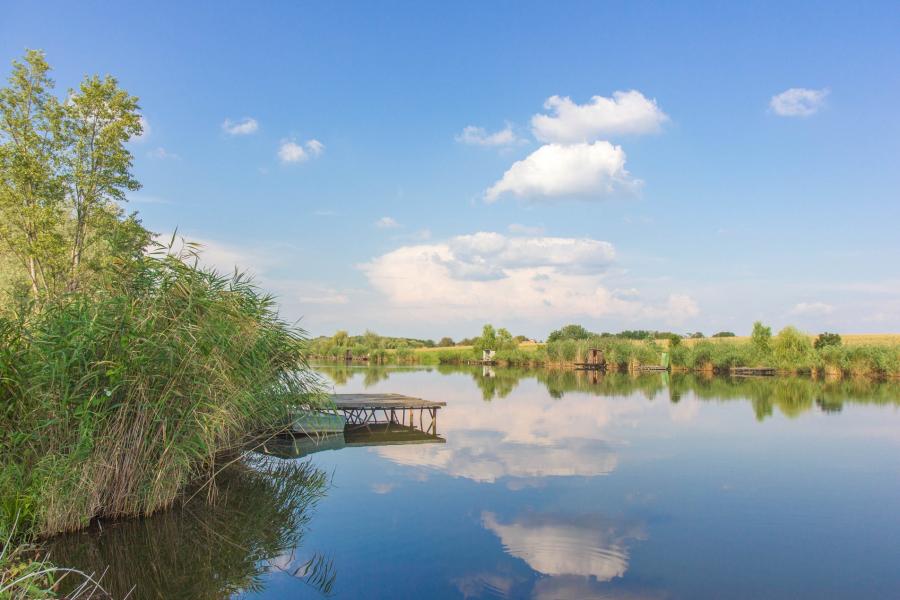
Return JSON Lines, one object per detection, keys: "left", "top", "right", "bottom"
{"left": 3, "top": 1, "right": 899, "bottom": 339}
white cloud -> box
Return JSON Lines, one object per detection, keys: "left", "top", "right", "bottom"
{"left": 769, "top": 88, "right": 829, "bottom": 117}
{"left": 305, "top": 139, "right": 325, "bottom": 157}
{"left": 455, "top": 124, "right": 521, "bottom": 147}
{"left": 278, "top": 139, "right": 325, "bottom": 163}
{"left": 151, "top": 233, "right": 348, "bottom": 308}
{"left": 360, "top": 231, "right": 697, "bottom": 323}
{"left": 375, "top": 216, "right": 400, "bottom": 229}
{"left": 147, "top": 147, "right": 179, "bottom": 160}
{"left": 131, "top": 116, "right": 150, "bottom": 143}
{"left": 790, "top": 301, "right": 835, "bottom": 316}
{"left": 531, "top": 90, "right": 668, "bottom": 143}
{"left": 485, "top": 142, "right": 639, "bottom": 202}
{"left": 222, "top": 117, "right": 259, "bottom": 135}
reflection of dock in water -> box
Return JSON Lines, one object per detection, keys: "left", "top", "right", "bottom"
{"left": 262, "top": 425, "right": 445, "bottom": 460}
{"left": 265, "top": 393, "right": 447, "bottom": 459}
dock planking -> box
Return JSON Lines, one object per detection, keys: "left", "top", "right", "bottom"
{"left": 331, "top": 393, "right": 446, "bottom": 410}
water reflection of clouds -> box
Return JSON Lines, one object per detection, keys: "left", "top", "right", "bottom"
{"left": 482, "top": 512, "right": 645, "bottom": 582}
{"left": 374, "top": 387, "right": 648, "bottom": 483}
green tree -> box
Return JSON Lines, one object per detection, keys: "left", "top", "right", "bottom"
{"left": 496, "top": 327, "right": 518, "bottom": 351}
{"left": 61, "top": 73, "right": 142, "bottom": 290}
{"left": 473, "top": 324, "right": 497, "bottom": 353}
{"left": 751, "top": 321, "right": 773, "bottom": 359}
{"left": 331, "top": 330, "right": 349, "bottom": 347}
{"left": 0, "top": 50, "right": 66, "bottom": 297}
{"left": 547, "top": 324, "right": 591, "bottom": 342}
{"left": 0, "top": 50, "right": 146, "bottom": 299}
{"left": 712, "top": 331, "right": 736, "bottom": 338}
{"left": 814, "top": 332, "right": 842, "bottom": 349}
{"left": 437, "top": 336, "right": 454, "bottom": 347}
{"left": 773, "top": 326, "right": 815, "bottom": 370}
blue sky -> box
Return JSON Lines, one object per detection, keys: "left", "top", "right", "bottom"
{"left": 3, "top": 1, "right": 899, "bottom": 339}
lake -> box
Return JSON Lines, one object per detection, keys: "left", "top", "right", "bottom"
{"left": 52, "top": 365, "right": 900, "bottom": 599}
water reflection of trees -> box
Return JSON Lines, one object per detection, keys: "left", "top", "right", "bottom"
{"left": 314, "top": 363, "right": 900, "bottom": 421}
{"left": 453, "top": 367, "right": 900, "bottom": 420}
{"left": 49, "top": 458, "right": 333, "bottom": 599}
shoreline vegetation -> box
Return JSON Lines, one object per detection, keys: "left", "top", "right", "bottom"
{"left": 0, "top": 51, "right": 325, "bottom": 596}
{"left": 310, "top": 324, "right": 900, "bottom": 380}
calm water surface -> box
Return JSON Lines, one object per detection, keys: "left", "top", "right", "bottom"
{"left": 53, "top": 366, "right": 900, "bottom": 599}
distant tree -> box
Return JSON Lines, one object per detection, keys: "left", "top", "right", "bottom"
{"left": 363, "top": 329, "right": 380, "bottom": 348}
{"left": 688, "top": 331, "right": 705, "bottom": 339}
{"left": 751, "top": 321, "right": 772, "bottom": 356}
{"left": 331, "top": 330, "right": 349, "bottom": 347}
{"left": 438, "top": 336, "right": 454, "bottom": 347}
{"left": 423, "top": 339, "right": 435, "bottom": 348}
{"left": 496, "top": 327, "right": 518, "bottom": 351}
{"left": 457, "top": 337, "right": 476, "bottom": 346}
{"left": 617, "top": 330, "right": 653, "bottom": 340}
{"left": 667, "top": 333, "right": 682, "bottom": 348}
{"left": 547, "top": 324, "right": 591, "bottom": 343}
{"left": 712, "top": 331, "right": 736, "bottom": 338}
{"left": 514, "top": 335, "right": 530, "bottom": 343}
{"left": 773, "top": 326, "right": 815, "bottom": 368}
{"left": 814, "top": 332, "right": 842, "bottom": 349}
{"left": 474, "top": 324, "right": 497, "bottom": 353}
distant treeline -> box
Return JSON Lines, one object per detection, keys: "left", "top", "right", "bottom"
{"left": 312, "top": 322, "right": 900, "bottom": 379}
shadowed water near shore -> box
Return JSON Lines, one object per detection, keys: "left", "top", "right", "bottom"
{"left": 48, "top": 459, "right": 334, "bottom": 599}
{"left": 48, "top": 365, "right": 900, "bottom": 599}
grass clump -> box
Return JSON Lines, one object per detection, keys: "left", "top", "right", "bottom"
{"left": 0, "top": 244, "right": 324, "bottom": 537}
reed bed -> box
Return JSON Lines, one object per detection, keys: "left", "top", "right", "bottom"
{"left": 0, "top": 247, "right": 325, "bottom": 537}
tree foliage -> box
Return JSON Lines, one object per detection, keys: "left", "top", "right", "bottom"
{"left": 547, "top": 324, "right": 591, "bottom": 342}
{"left": 814, "top": 332, "right": 842, "bottom": 349}
{"left": 0, "top": 50, "right": 147, "bottom": 302}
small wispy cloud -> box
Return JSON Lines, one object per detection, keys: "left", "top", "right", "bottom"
{"left": 770, "top": 88, "right": 829, "bottom": 117}
{"left": 455, "top": 124, "right": 522, "bottom": 147}
{"left": 148, "top": 146, "right": 179, "bottom": 160}
{"left": 375, "top": 216, "right": 400, "bottom": 229}
{"left": 508, "top": 223, "right": 545, "bottom": 235}
{"left": 278, "top": 139, "right": 325, "bottom": 164}
{"left": 127, "top": 193, "right": 171, "bottom": 205}
{"left": 222, "top": 117, "right": 259, "bottom": 135}
{"left": 791, "top": 301, "right": 835, "bottom": 316}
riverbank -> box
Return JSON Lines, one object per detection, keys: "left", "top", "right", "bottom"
{"left": 312, "top": 332, "right": 900, "bottom": 379}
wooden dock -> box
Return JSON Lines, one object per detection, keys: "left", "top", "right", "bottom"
{"left": 574, "top": 362, "right": 606, "bottom": 371}
{"left": 731, "top": 367, "right": 776, "bottom": 377}
{"left": 332, "top": 393, "right": 445, "bottom": 435}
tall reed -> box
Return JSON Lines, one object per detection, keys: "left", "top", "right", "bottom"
{"left": 0, "top": 245, "right": 325, "bottom": 536}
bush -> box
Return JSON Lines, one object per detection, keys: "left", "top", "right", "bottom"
{"left": 814, "top": 332, "right": 842, "bottom": 349}
{"left": 773, "top": 326, "right": 816, "bottom": 372}
{"left": 712, "top": 331, "right": 736, "bottom": 338}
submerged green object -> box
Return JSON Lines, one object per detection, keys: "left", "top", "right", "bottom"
{"left": 291, "top": 410, "right": 346, "bottom": 434}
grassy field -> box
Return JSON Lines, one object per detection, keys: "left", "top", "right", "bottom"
{"left": 678, "top": 334, "right": 900, "bottom": 347}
